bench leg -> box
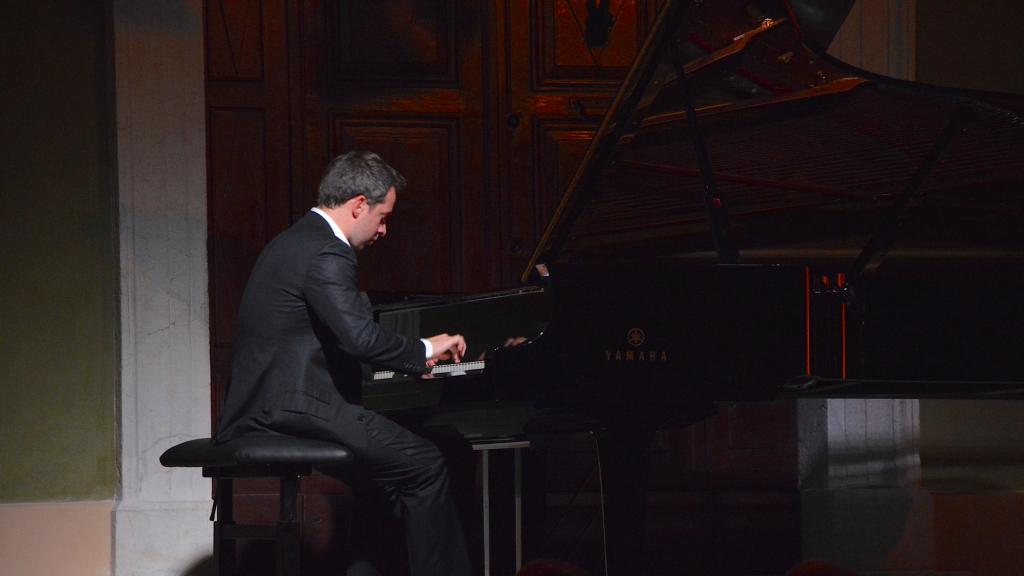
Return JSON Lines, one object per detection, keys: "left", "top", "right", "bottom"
{"left": 277, "top": 475, "right": 301, "bottom": 576}
{"left": 214, "top": 478, "right": 237, "bottom": 576}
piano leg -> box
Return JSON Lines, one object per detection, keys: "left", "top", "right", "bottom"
{"left": 596, "top": 426, "right": 654, "bottom": 576}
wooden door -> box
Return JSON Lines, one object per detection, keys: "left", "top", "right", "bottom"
{"left": 299, "top": 0, "right": 497, "bottom": 293}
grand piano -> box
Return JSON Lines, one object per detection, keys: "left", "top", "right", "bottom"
{"left": 362, "top": 0, "right": 1024, "bottom": 572}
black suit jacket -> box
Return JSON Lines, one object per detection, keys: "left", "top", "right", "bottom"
{"left": 216, "top": 212, "right": 427, "bottom": 442}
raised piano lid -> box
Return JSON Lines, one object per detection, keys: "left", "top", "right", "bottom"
{"left": 522, "top": 0, "right": 1024, "bottom": 390}
{"left": 523, "top": 0, "right": 1024, "bottom": 278}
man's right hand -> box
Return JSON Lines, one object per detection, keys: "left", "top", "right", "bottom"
{"left": 426, "top": 333, "right": 467, "bottom": 364}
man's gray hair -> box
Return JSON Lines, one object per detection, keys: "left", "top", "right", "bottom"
{"left": 317, "top": 150, "right": 406, "bottom": 208}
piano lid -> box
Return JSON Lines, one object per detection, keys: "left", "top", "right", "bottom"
{"left": 523, "top": 0, "right": 1024, "bottom": 281}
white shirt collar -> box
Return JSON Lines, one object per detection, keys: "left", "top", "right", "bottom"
{"left": 310, "top": 207, "right": 350, "bottom": 246}
{"left": 311, "top": 207, "right": 431, "bottom": 358}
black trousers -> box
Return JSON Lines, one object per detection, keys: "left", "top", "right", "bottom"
{"left": 272, "top": 402, "right": 473, "bottom": 576}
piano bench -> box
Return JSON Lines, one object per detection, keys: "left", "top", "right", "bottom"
{"left": 159, "top": 434, "right": 354, "bottom": 576}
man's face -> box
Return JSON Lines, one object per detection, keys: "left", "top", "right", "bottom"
{"left": 350, "top": 187, "right": 396, "bottom": 250}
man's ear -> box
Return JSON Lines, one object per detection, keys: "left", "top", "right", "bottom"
{"left": 349, "top": 194, "right": 367, "bottom": 217}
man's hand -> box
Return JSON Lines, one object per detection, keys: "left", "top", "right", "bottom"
{"left": 426, "top": 333, "right": 467, "bottom": 365}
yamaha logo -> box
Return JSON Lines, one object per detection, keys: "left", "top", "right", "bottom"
{"left": 605, "top": 327, "right": 668, "bottom": 363}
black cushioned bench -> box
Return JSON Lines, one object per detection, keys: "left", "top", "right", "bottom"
{"left": 160, "top": 434, "right": 354, "bottom": 576}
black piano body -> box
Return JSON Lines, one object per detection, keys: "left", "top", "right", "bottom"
{"left": 362, "top": 0, "right": 1024, "bottom": 572}
{"left": 365, "top": 262, "right": 809, "bottom": 434}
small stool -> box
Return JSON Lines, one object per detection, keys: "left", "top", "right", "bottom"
{"left": 160, "top": 433, "right": 354, "bottom": 576}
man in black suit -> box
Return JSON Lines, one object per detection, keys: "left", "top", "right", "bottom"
{"left": 217, "top": 150, "right": 472, "bottom": 576}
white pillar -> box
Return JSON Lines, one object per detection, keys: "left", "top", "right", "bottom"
{"left": 825, "top": 398, "right": 921, "bottom": 488}
{"left": 112, "top": 2, "right": 212, "bottom": 574}
{"left": 798, "top": 397, "right": 934, "bottom": 571}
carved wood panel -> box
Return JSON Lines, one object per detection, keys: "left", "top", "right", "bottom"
{"left": 533, "top": 119, "right": 598, "bottom": 234}
{"left": 329, "top": 117, "right": 462, "bottom": 292}
{"left": 534, "top": 0, "right": 644, "bottom": 89}
{"left": 208, "top": 108, "right": 268, "bottom": 348}
{"left": 327, "top": 1, "right": 459, "bottom": 84}
{"left": 206, "top": 0, "right": 265, "bottom": 80}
